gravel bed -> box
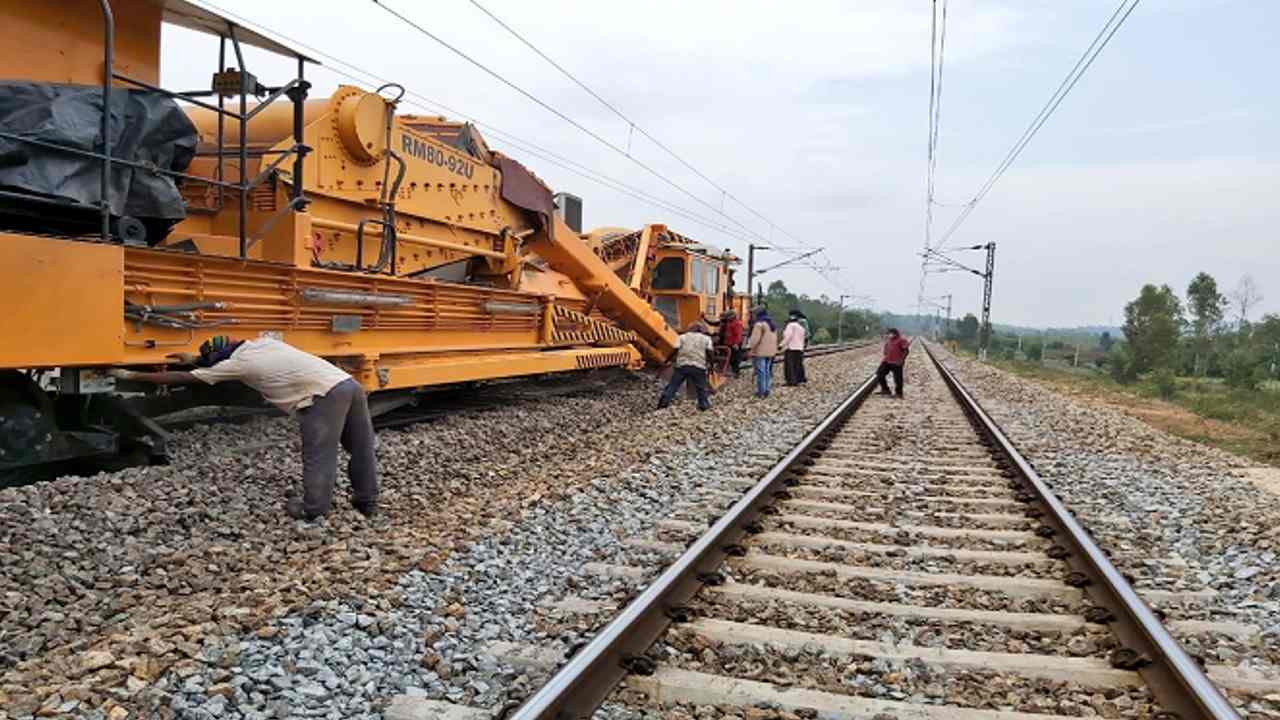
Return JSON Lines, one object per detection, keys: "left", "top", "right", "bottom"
{"left": 688, "top": 595, "right": 1118, "bottom": 657}
{"left": 747, "top": 538, "right": 1066, "bottom": 579}
{"left": 0, "top": 350, "right": 876, "bottom": 718}
{"left": 655, "top": 626, "right": 1159, "bottom": 717}
{"left": 774, "top": 504, "right": 1036, "bottom": 532}
{"left": 795, "top": 470, "right": 1011, "bottom": 496}
{"left": 724, "top": 562, "right": 1085, "bottom": 615}
{"left": 758, "top": 517, "right": 1049, "bottom": 553}
{"left": 933, "top": 349, "right": 1280, "bottom": 665}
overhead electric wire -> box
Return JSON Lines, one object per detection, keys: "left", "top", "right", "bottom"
{"left": 936, "top": 0, "right": 1142, "bottom": 246}
{"left": 189, "top": 0, "right": 763, "bottom": 244}
{"left": 370, "top": 0, "right": 772, "bottom": 245}
{"left": 919, "top": 0, "right": 949, "bottom": 308}
{"left": 383, "top": 0, "right": 853, "bottom": 295}
{"left": 924, "top": 0, "right": 949, "bottom": 251}
{"left": 195, "top": 0, "right": 851, "bottom": 294}
{"left": 462, "top": 0, "right": 834, "bottom": 261}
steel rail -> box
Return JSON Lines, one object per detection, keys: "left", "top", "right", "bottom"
{"left": 923, "top": 342, "right": 1239, "bottom": 720}
{"left": 509, "top": 369, "right": 882, "bottom": 718}
{"left": 797, "top": 339, "right": 876, "bottom": 359}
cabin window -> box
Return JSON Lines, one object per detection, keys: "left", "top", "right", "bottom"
{"left": 652, "top": 257, "right": 685, "bottom": 290}
{"left": 708, "top": 264, "right": 721, "bottom": 295}
{"left": 653, "top": 296, "right": 680, "bottom": 327}
{"left": 690, "top": 259, "right": 706, "bottom": 293}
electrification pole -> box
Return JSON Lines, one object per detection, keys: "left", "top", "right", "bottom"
{"left": 746, "top": 244, "right": 763, "bottom": 306}
{"left": 978, "top": 242, "right": 996, "bottom": 360}
{"left": 837, "top": 294, "right": 850, "bottom": 342}
{"left": 752, "top": 248, "right": 824, "bottom": 306}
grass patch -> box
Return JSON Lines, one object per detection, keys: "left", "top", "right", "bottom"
{"left": 979, "top": 355, "right": 1280, "bottom": 467}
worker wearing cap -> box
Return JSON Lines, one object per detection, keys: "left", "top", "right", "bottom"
{"left": 657, "top": 322, "right": 715, "bottom": 411}
{"left": 109, "top": 335, "right": 379, "bottom": 521}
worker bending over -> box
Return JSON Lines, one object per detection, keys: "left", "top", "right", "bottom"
{"left": 110, "top": 335, "right": 379, "bottom": 521}
{"left": 876, "top": 328, "right": 911, "bottom": 397}
{"left": 658, "top": 322, "right": 715, "bottom": 411}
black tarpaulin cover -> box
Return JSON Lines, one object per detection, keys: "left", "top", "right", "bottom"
{"left": 0, "top": 82, "right": 197, "bottom": 220}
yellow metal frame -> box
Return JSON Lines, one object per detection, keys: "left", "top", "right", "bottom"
{"left": 0, "top": 4, "right": 745, "bottom": 398}
{"left": 0, "top": 233, "right": 640, "bottom": 391}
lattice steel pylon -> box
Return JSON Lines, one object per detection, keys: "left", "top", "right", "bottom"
{"left": 978, "top": 242, "right": 996, "bottom": 360}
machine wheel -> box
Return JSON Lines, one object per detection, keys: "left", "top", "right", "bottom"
{"left": 0, "top": 371, "right": 63, "bottom": 486}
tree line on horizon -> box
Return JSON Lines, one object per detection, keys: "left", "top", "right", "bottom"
{"left": 753, "top": 280, "right": 880, "bottom": 344}
{"left": 938, "top": 273, "right": 1279, "bottom": 392}
{"left": 1112, "top": 273, "right": 1278, "bottom": 390}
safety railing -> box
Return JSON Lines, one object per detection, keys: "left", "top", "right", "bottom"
{"left": 0, "top": 1, "right": 311, "bottom": 257}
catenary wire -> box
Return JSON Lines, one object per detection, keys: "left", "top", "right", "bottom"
{"left": 191, "top": 0, "right": 767, "bottom": 244}
{"left": 192, "top": 0, "right": 852, "bottom": 293}
{"left": 388, "top": 0, "right": 852, "bottom": 289}
{"left": 370, "top": 0, "right": 782, "bottom": 247}
{"left": 462, "top": 0, "right": 837, "bottom": 260}
{"left": 936, "top": 0, "right": 1141, "bottom": 246}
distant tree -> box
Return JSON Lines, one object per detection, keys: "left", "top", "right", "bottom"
{"left": 1108, "top": 346, "right": 1137, "bottom": 384}
{"left": 1223, "top": 348, "right": 1266, "bottom": 390}
{"left": 1231, "top": 274, "right": 1263, "bottom": 329}
{"left": 1256, "top": 314, "right": 1280, "bottom": 377}
{"left": 1186, "top": 272, "right": 1227, "bottom": 375}
{"left": 957, "top": 314, "right": 980, "bottom": 342}
{"left": 1099, "top": 331, "right": 1114, "bottom": 351}
{"left": 1152, "top": 367, "right": 1178, "bottom": 400}
{"left": 1122, "top": 284, "right": 1184, "bottom": 374}
{"left": 1024, "top": 341, "right": 1044, "bottom": 362}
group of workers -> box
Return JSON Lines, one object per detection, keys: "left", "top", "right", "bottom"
{"left": 657, "top": 306, "right": 837, "bottom": 411}
{"left": 658, "top": 312, "right": 914, "bottom": 411}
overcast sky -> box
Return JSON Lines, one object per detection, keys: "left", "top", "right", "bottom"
{"left": 165, "top": 0, "right": 1278, "bottom": 327}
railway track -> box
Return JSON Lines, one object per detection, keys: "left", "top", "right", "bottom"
{"left": 371, "top": 340, "right": 874, "bottom": 430}
{"left": 481, "top": 342, "right": 1259, "bottom": 720}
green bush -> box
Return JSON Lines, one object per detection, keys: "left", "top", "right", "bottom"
{"left": 1001, "top": 348, "right": 1016, "bottom": 362}
{"left": 1224, "top": 349, "right": 1266, "bottom": 390}
{"left": 812, "top": 327, "right": 832, "bottom": 344}
{"left": 1109, "top": 347, "right": 1137, "bottom": 384}
{"left": 1025, "top": 343, "right": 1044, "bottom": 362}
{"left": 1152, "top": 367, "right": 1178, "bottom": 399}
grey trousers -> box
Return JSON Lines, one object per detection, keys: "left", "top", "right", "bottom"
{"left": 299, "top": 378, "right": 378, "bottom": 515}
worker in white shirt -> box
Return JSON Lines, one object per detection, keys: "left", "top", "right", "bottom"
{"left": 109, "top": 335, "right": 378, "bottom": 521}
{"left": 782, "top": 310, "right": 808, "bottom": 386}
{"left": 657, "top": 322, "right": 715, "bottom": 411}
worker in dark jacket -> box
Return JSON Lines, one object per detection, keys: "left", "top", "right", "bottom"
{"left": 719, "top": 310, "right": 744, "bottom": 376}
{"left": 658, "top": 322, "right": 715, "bottom": 411}
{"left": 876, "top": 328, "right": 911, "bottom": 397}
{"left": 108, "top": 335, "right": 379, "bottom": 521}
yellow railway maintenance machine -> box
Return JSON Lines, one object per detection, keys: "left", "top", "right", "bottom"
{"left": 0, "top": 0, "right": 701, "bottom": 477}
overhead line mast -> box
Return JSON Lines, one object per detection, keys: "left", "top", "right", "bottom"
{"left": 919, "top": 0, "right": 1140, "bottom": 357}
